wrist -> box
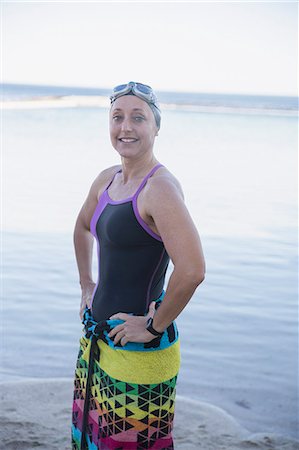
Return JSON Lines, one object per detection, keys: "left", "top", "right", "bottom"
{"left": 146, "top": 317, "right": 164, "bottom": 337}
{"left": 79, "top": 278, "right": 94, "bottom": 288}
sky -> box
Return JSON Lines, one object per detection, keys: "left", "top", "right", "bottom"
{"left": 1, "top": 1, "right": 298, "bottom": 96}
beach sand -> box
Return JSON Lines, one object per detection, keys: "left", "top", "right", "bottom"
{"left": 0, "top": 379, "right": 297, "bottom": 450}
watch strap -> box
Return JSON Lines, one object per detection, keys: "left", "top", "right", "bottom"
{"left": 146, "top": 317, "right": 163, "bottom": 337}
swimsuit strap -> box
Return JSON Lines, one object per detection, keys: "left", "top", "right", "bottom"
{"left": 133, "top": 163, "right": 164, "bottom": 198}
{"left": 105, "top": 168, "right": 122, "bottom": 191}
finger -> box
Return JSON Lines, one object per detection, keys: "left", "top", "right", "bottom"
{"left": 108, "top": 324, "right": 124, "bottom": 338}
{"left": 120, "top": 335, "right": 128, "bottom": 346}
{"left": 146, "top": 301, "right": 156, "bottom": 318}
{"left": 82, "top": 298, "right": 91, "bottom": 309}
{"left": 109, "top": 312, "right": 129, "bottom": 320}
{"left": 113, "top": 331, "right": 126, "bottom": 345}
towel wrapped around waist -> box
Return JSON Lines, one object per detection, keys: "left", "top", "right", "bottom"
{"left": 72, "top": 296, "right": 180, "bottom": 450}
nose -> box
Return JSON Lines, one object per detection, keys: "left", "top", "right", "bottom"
{"left": 121, "top": 117, "right": 133, "bottom": 132}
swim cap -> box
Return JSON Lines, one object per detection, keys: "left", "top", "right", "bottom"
{"left": 110, "top": 82, "right": 161, "bottom": 129}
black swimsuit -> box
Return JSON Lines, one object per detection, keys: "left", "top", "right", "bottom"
{"left": 90, "top": 163, "right": 170, "bottom": 321}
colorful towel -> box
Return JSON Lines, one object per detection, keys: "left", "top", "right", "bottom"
{"left": 72, "top": 300, "right": 180, "bottom": 449}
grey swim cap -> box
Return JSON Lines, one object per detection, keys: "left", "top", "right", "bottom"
{"left": 110, "top": 82, "right": 161, "bottom": 130}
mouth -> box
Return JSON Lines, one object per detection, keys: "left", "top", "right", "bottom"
{"left": 119, "top": 138, "right": 138, "bottom": 143}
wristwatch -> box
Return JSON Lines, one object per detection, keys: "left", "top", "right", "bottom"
{"left": 146, "top": 317, "right": 163, "bottom": 337}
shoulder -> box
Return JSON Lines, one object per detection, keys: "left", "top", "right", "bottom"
{"left": 144, "top": 166, "right": 184, "bottom": 203}
{"left": 90, "top": 164, "right": 122, "bottom": 200}
{"left": 77, "top": 165, "right": 122, "bottom": 231}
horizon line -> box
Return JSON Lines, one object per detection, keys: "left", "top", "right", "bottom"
{"left": 1, "top": 81, "right": 297, "bottom": 99}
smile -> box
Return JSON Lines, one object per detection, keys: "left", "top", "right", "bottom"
{"left": 119, "top": 138, "right": 138, "bottom": 143}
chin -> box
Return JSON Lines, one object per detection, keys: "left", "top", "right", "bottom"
{"left": 115, "top": 146, "right": 142, "bottom": 159}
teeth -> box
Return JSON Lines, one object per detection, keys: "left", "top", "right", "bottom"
{"left": 120, "top": 138, "right": 137, "bottom": 142}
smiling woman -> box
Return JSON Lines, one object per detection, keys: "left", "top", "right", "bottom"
{"left": 109, "top": 98, "right": 159, "bottom": 161}
{"left": 71, "top": 81, "right": 205, "bottom": 450}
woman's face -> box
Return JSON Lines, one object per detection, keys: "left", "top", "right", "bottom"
{"left": 109, "top": 95, "right": 158, "bottom": 160}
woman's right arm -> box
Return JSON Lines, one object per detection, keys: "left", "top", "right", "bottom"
{"left": 73, "top": 166, "right": 120, "bottom": 319}
{"left": 74, "top": 212, "right": 95, "bottom": 319}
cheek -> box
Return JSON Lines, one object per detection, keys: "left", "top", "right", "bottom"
{"left": 109, "top": 122, "right": 118, "bottom": 138}
{"left": 109, "top": 128, "right": 119, "bottom": 147}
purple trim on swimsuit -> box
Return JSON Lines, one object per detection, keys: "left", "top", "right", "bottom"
{"left": 134, "top": 164, "right": 164, "bottom": 197}
{"left": 106, "top": 164, "right": 163, "bottom": 203}
{"left": 89, "top": 164, "right": 165, "bottom": 309}
{"left": 90, "top": 163, "right": 164, "bottom": 240}
{"left": 132, "top": 198, "right": 162, "bottom": 241}
{"left": 132, "top": 163, "right": 163, "bottom": 241}
{"left": 90, "top": 167, "right": 123, "bottom": 232}
{"left": 90, "top": 191, "right": 110, "bottom": 309}
{"left": 90, "top": 190, "right": 110, "bottom": 236}
{"left": 146, "top": 248, "right": 166, "bottom": 308}
{"left": 106, "top": 163, "right": 164, "bottom": 241}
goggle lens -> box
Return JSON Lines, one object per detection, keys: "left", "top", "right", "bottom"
{"left": 113, "top": 84, "right": 129, "bottom": 93}
{"left": 135, "top": 83, "right": 152, "bottom": 94}
{"left": 110, "top": 82, "right": 160, "bottom": 111}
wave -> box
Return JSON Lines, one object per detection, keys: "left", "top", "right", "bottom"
{"left": 1, "top": 94, "right": 297, "bottom": 117}
{"left": 2, "top": 82, "right": 298, "bottom": 114}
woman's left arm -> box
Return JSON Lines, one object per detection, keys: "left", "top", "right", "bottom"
{"left": 109, "top": 175, "right": 205, "bottom": 345}
{"left": 145, "top": 176, "right": 206, "bottom": 333}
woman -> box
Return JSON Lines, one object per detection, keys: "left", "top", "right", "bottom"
{"left": 72, "top": 82, "right": 205, "bottom": 450}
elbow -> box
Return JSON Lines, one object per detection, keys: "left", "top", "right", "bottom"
{"left": 186, "top": 271, "right": 205, "bottom": 289}
{"left": 193, "top": 269, "right": 205, "bottom": 287}
{"left": 188, "top": 259, "right": 206, "bottom": 287}
{"left": 196, "top": 258, "right": 206, "bottom": 286}
{"left": 176, "top": 266, "right": 205, "bottom": 288}
{"left": 184, "top": 252, "right": 206, "bottom": 287}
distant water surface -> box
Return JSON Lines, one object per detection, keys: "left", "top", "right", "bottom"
{"left": 2, "top": 82, "right": 298, "bottom": 112}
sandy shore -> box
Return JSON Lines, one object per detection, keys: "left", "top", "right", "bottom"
{"left": 0, "top": 379, "right": 297, "bottom": 450}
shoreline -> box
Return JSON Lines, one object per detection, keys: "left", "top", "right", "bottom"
{"left": 0, "top": 379, "right": 298, "bottom": 450}
{"left": 1, "top": 96, "right": 297, "bottom": 117}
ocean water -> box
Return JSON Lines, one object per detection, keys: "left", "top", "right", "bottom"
{"left": 1, "top": 84, "right": 298, "bottom": 439}
{"left": 2, "top": 82, "right": 298, "bottom": 113}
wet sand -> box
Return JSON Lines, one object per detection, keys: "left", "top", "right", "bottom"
{"left": 0, "top": 379, "right": 298, "bottom": 450}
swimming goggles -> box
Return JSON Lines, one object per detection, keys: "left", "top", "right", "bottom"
{"left": 110, "top": 81, "right": 161, "bottom": 111}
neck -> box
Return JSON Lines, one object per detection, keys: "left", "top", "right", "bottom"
{"left": 120, "top": 154, "right": 159, "bottom": 183}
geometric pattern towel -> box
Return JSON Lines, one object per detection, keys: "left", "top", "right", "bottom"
{"left": 71, "top": 300, "right": 180, "bottom": 449}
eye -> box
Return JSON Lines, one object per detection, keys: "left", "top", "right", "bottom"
{"left": 134, "top": 116, "right": 145, "bottom": 122}
{"left": 112, "top": 115, "right": 122, "bottom": 121}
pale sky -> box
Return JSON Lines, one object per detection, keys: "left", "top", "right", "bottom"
{"left": 2, "top": 1, "right": 298, "bottom": 96}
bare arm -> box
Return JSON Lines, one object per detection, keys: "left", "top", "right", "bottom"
{"left": 74, "top": 166, "right": 120, "bottom": 318}
{"left": 146, "top": 176, "right": 205, "bottom": 332}
{"left": 73, "top": 198, "right": 96, "bottom": 318}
